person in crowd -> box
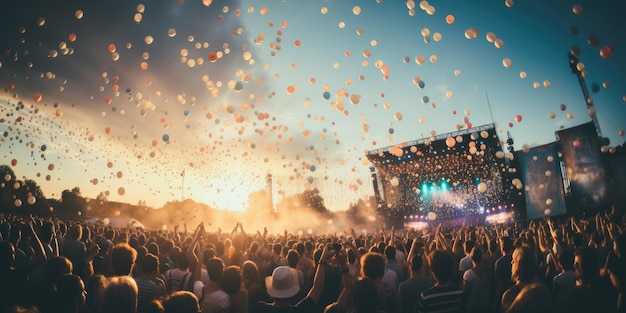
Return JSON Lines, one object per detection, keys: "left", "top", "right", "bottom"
{"left": 187, "top": 224, "right": 230, "bottom": 313}
{"left": 384, "top": 245, "right": 405, "bottom": 288}
{"left": 61, "top": 224, "right": 86, "bottom": 277}
{"left": 83, "top": 274, "right": 108, "bottom": 313}
{"left": 287, "top": 249, "right": 306, "bottom": 301}
{"left": 252, "top": 243, "right": 351, "bottom": 313}
{"left": 605, "top": 234, "right": 626, "bottom": 313}
{"left": 462, "top": 246, "right": 492, "bottom": 313}
{"left": 220, "top": 265, "right": 248, "bottom": 313}
{"left": 493, "top": 236, "right": 513, "bottom": 312}
{"left": 501, "top": 245, "right": 542, "bottom": 312}
{"left": 51, "top": 273, "right": 86, "bottom": 313}
{"left": 164, "top": 249, "right": 191, "bottom": 293}
{"left": 505, "top": 282, "right": 553, "bottom": 313}
{"left": 111, "top": 243, "right": 138, "bottom": 277}
{"left": 417, "top": 249, "right": 464, "bottom": 313}
{"left": 100, "top": 275, "right": 139, "bottom": 313}
{"left": 242, "top": 259, "right": 265, "bottom": 305}
{"left": 458, "top": 240, "right": 475, "bottom": 275}
{"left": 135, "top": 253, "right": 161, "bottom": 313}
{"left": 398, "top": 253, "right": 433, "bottom": 313}
{"left": 552, "top": 246, "right": 576, "bottom": 310}
{"left": 161, "top": 291, "right": 200, "bottom": 313}
{"left": 360, "top": 252, "right": 397, "bottom": 313}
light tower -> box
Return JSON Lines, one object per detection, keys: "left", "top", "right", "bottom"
{"left": 568, "top": 52, "right": 602, "bottom": 137}
{"left": 266, "top": 173, "right": 274, "bottom": 212}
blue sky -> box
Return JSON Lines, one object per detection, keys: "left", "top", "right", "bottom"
{"left": 0, "top": 0, "right": 624, "bottom": 212}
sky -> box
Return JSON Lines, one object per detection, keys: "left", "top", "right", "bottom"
{"left": 0, "top": 0, "right": 624, "bottom": 213}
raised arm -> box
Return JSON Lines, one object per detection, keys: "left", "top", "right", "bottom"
{"left": 307, "top": 244, "right": 333, "bottom": 304}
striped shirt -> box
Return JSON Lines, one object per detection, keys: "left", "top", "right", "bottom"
{"left": 417, "top": 284, "right": 464, "bottom": 313}
{"left": 135, "top": 277, "right": 157, "bottom": 313}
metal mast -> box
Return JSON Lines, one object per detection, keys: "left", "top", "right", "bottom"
{"left": 568, "top": 52, "right": 602, "bottom": 137}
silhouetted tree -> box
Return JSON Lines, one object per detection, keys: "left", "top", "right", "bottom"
{"left": 60, "top": 187, "right": 87, "bottom": 217}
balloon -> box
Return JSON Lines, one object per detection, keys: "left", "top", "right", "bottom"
{"left": 600, "top": 44, "right": 614, "bottom": 59}
{"left": 477, "top": 182, "right": 487, "bottom": 193}
{"left": 514, "top": 115, "right": 522, "bottom": 122}
{"left": 559, "top": 104, "right": 567, "bottom": 111}
{"left": 14, "top": 199, "right": 22, "bottom": 207}
{"left": 28, "top": 196, "right": 36, "bottom": 205}
{"left": 522, "top": 144, "right": 530, "bottom": 153}
{"left": 421, "top": 96, "right": 429, "bottom": 103}
{"left": 11, "top": 159, "right": 17, "bottom": 166}
{"left": 445, "top": 137, "right": 456, "bottom": 147}
{"left": 446, "top": 14, "right": 455, "bottom": 24}
{"left": 162, "top": 134, "right": 170, "bottom": 141}
{"left": 322, "top": 91, "right": 331, "bottom": 100}
{"left": 572, "top": 5, "right": 583, "bottom": 15}
{"left": 427, "top": 212, "right": 437, "bottom": 221}
{"left": 619, "top": 130, "right": 625, "bottom": 137}
{"left": 503, "top": 58, "right": 512, "bottom": 68}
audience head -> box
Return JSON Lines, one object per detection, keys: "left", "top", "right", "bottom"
{"left": 574, "top": 247, "right": 598, "bottom": 286}
{"left": 511, "top": 246, "right": 538, "bottom": 284}
{"left": 141, "top": 253, "right": 159, "bottom": 276}
{"left": 384, "top": 245, "right": 396, "bottom": 262}
{"left": 100, "top": 276, "right": 138, "bottom": 313}
{"left": 351, "top": 277, "right": 379, "bottom": 313}
{"left": 111, "top": 243, "right": 137, "bottom": 276}
{"left": 44, "top": 256, "right": 73, "bottom": 286}
{"left": 360, "top": 252, "right": 385, "bottom": 280}
{"left": 220, "top": 266, "right": 243, "bottom": 295}
{"left": 242, "top": 260, "right": 259, "bottom": 285}
{"left": 428, "top": 250, "right": 455, "bottom": 285}
{"left": 162, "top": 291, "right": 200, "bottom": 313}
{"left": 409, "top": 253, "right": 424, "bottom": 273}
{"left": 205, "top": 257, "right": 224, "bottom": 282}
{"left": 287, "top": 249, "right": 299, "bottom": 268}
{"left": 500, "top": 236, "right": 514, "bottom": 255}
{"left": 53, "top": 273, "right": 86, "bottom": 313}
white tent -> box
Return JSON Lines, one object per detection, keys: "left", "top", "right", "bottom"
{"left": 85, "top": 217, "right": 146, "bottom": 229}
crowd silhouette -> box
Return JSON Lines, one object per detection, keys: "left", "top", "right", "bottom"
{"left": 0, "top": 208, "right": 625, "bottom": 313}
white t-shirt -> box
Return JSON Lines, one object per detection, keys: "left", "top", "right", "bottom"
{"left": 193, "top": 281, "right": 230, "bottom": 313}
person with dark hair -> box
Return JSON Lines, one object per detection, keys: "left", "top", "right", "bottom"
{"left": 83, "top": 274, "right": 107, "bottom": 313}
{"left": 350, "top": 277, "right": 380, "bottom": 313}
{"left": 164, "top": 248, "right": 191, "bottom": 293}
{"left": 565, "top": 247, "right": 615, "bottom": 313}
{"left": 458, "top": 240, "right": 475, "bottom": 274}
{"left": 52, "top": 273, "right": 86, "bottom": 313}
{"left": 417, "top": 250, "right": 463, "bottom": 313}
{"left": 462, "top": 246, "right": 491, "bottom": 313}
{"left": 0, "top": 240, "right": 27, "bottom": 310}
{"left": 398, "top": 254, "right": 433, "bottom": 313}
{"left": 384, "top": 245, "right": 405, "bottom": 288}
{"left": 552, "top": 246, "right": 576, "bottom": 310}
{"left": 493, "top": 236, "right": 513, "bottom": 312}
{"left": 162, "top": 291, "right": 199, "bottom": 313}
{"left": 287, "top": 249, "right": 305, "bottom": 300}
{"left": 187, "top": 225, "right": 230, "bottom": 313}
{"left": 135, "top": 253, "right": 160, "bottom": 313}
{"left": 220, "top": 266, "right": 248, "bottom": 313}
{"left": 111, "top": 243, "right": 137, "bottom": 276}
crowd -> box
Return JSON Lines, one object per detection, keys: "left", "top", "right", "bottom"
{"left": 0, "top": 208, "right": 625, "bottom": 313}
